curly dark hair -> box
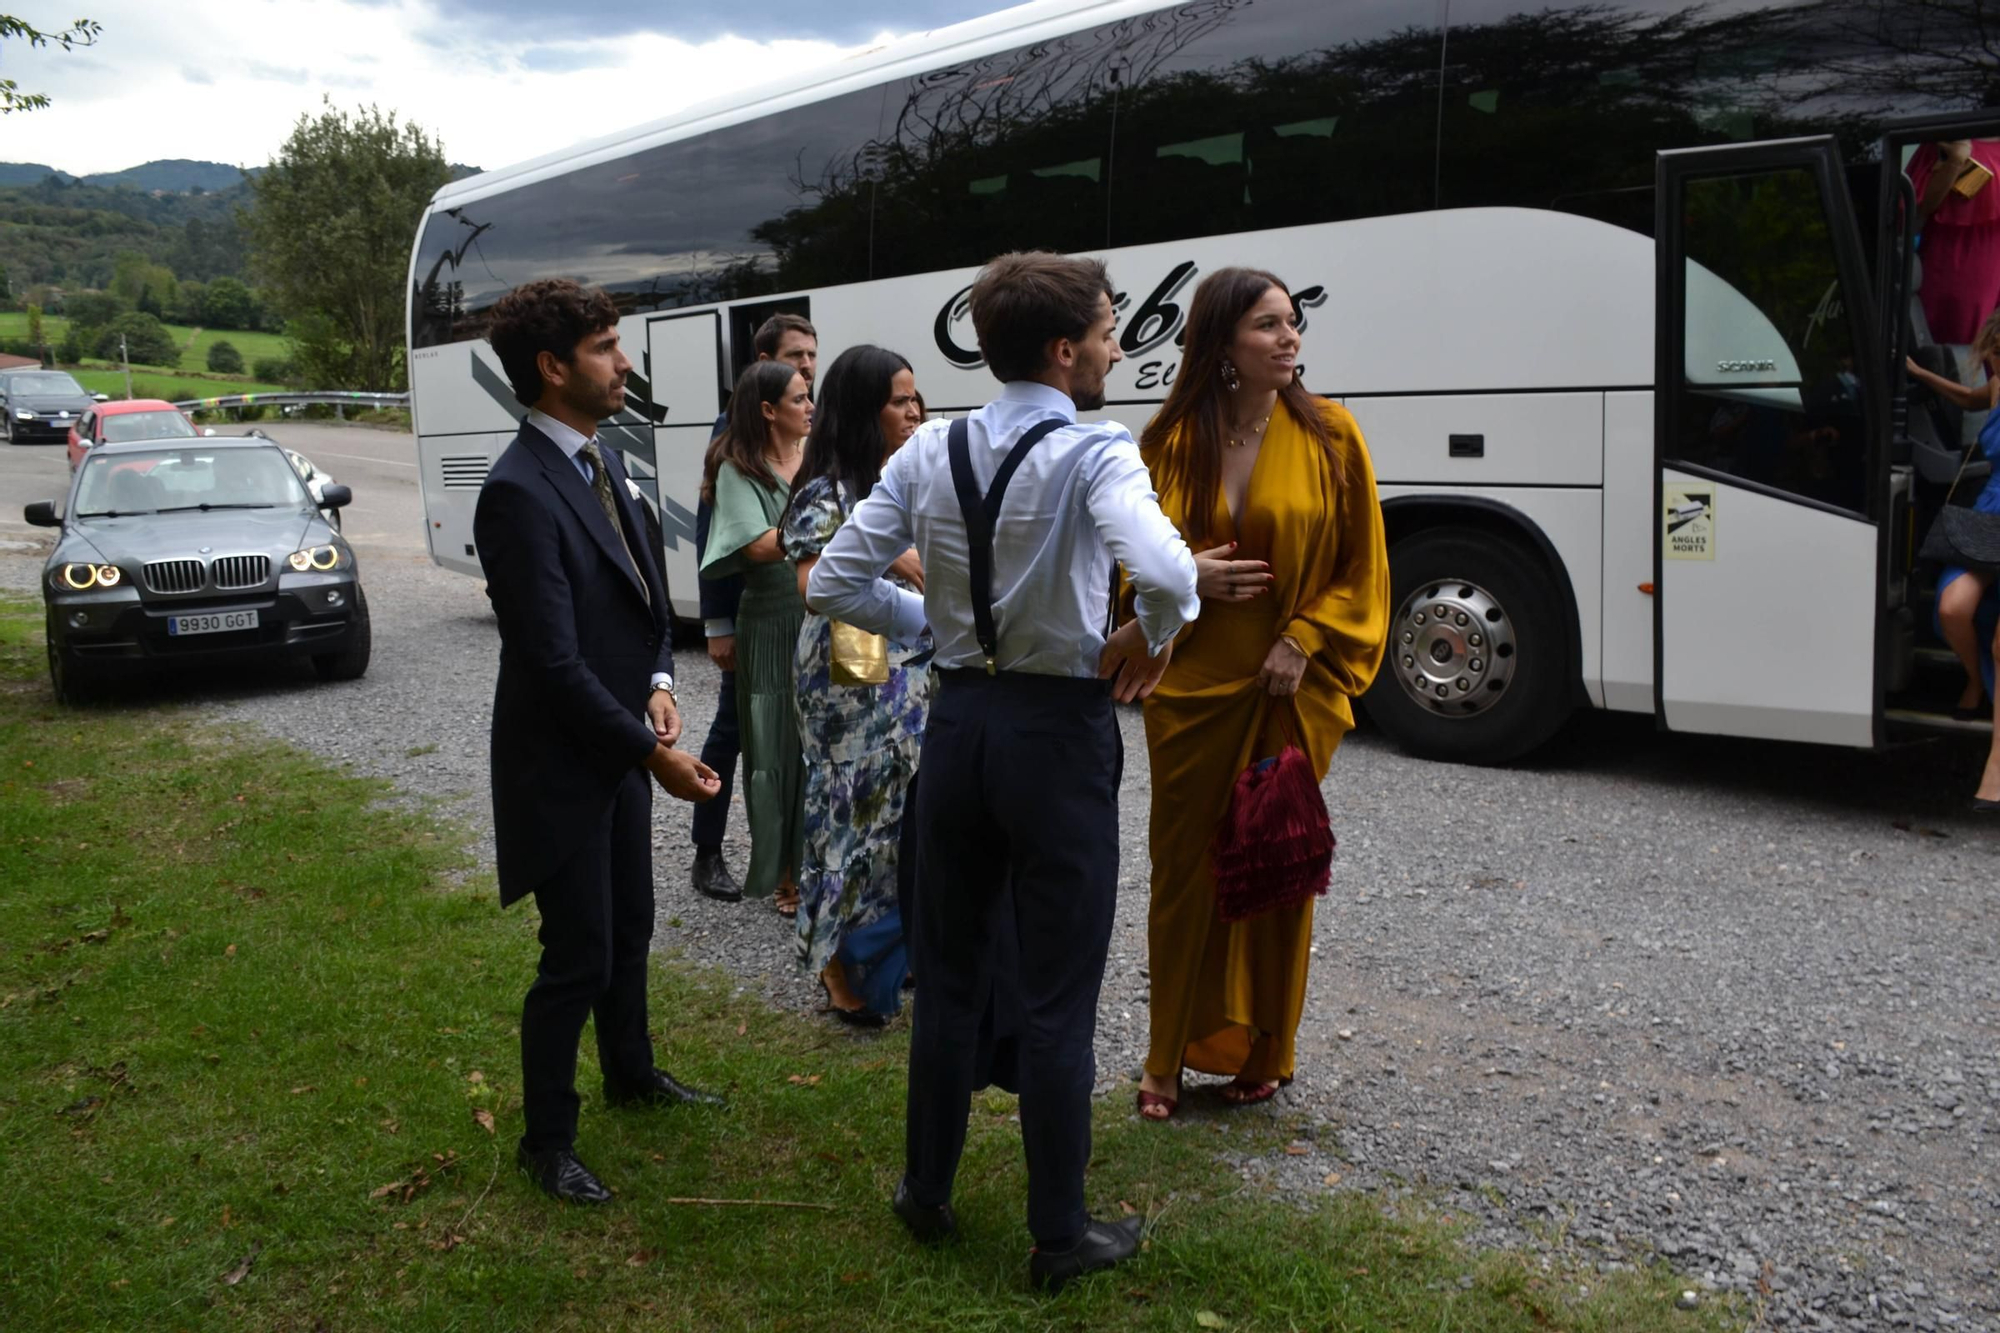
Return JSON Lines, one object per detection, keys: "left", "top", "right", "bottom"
{"left": 485, "top": 278, "right": 620, "bottom": 408}
{"left": 970, "top": 251, "right": 1115, "bottom": 382}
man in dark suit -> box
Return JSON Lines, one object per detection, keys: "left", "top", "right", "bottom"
{"left": 689, "top": 312, "right": 819, "bottom": 902}
{"left": 475, "top": 277, "right": 723, "bottom": 1204}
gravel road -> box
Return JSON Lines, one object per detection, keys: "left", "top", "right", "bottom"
{"left": 3, "top": 424, "right": 1996, "bottom": 1329}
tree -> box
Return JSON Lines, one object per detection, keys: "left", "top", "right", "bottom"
{"left": 206, "top": 340, "right": 243, "bottom": 374}
{"left": 246, "top": 100, "right": 448, "bottom": 390}
{"left": 200, "top": 275, "right": 256, "bottom": 330}
{"left": 1, "top": 16, "right": 101, "bottom": 114}
{"left": 172, "top": 279, "right": 206, "bottom": 325}
{"left": 25, "top": 302, "right": 41, "bottom": 348}
{"left": 251, "top": 356, "right": 294, "bottom": 385}
{"left": 64, "top": 290, "right": 127, "bottom": 330}
{"left": 110, "top": 250, "right": 177, "bottom": 315}
{"left": 94, "top": 312, "right": 178, "bottom": 367}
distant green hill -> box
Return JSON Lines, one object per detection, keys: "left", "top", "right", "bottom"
{"left": 0, "top": 162, "right": 68, "bottom": 186}
{"left": 81, "top": 159, "right": 253, "bottom": 192}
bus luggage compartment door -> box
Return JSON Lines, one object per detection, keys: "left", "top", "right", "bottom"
{"left": 1653, "top": 138, "right": 1890, "bottom": 747}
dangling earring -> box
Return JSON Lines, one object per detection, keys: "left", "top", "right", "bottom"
{"left": 1220, "top": 358, "right": 1240, "bottom": 392}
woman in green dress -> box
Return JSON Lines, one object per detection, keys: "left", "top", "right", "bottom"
{"left": 700, "top": 361, "right": 813, "bottom": 914}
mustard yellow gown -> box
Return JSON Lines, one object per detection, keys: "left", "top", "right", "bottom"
{"left": 1140, "top": 399, "right": 1390, "bottom": 1085}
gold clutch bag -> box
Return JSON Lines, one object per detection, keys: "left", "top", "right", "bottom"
{"left": 829, "top": 619, "right": 888, "bottom": 687}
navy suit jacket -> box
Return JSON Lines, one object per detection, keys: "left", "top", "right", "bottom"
{"left": 474, "top": 419, "right": 675, "bottom": 905}
{"left": 699, "top": 411, "right": 745, "bottom": 624}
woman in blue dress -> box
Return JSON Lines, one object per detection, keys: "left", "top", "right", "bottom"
{"left": 1908, "top": 308, "right": 2000, "bottom": 800}
{"left": 781, "top": 345, "right": 931, "bottom": 1023}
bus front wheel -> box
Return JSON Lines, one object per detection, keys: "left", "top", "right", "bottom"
{"left": 1362, "top": 527, "right": 1572, "bottom": 765}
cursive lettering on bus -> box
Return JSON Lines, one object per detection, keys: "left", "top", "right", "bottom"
{"left": 932, "top": 282, "right": 983, "bottom": 368}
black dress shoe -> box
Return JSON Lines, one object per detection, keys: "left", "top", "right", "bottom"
{"left": 603, "top": 1068, "right": 726, "bottom": 1109}
{"left": 691, "top": 848, "right": 743, "bottom": 902}
{"left": 516, "top": 1142, "right": 613, "bottom": 1204}
{"left": 890, "top": 1178, "right": 957, "bottom": 1245}
{"left": 1030, "top": 1215, "right": 1144, "bottom": 1293}
{"left": 1970, "top": 796, "right": 2000, "bottom": 813}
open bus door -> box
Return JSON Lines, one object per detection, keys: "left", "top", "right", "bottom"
{"left": 1653, "top": 138, "right": 1891, "bottom": 746}
{"left": 642, "top": 309, "right": 727, "bottom": 619}
{"left": 1876, "top": 112, "right": 2000, "bottom": 732}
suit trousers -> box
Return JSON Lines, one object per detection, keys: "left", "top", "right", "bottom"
{"left": 690, "top": 667, "right": 739, "bottom": 851}
{"left": 904, "top": 669, "right": 1121, "bottom": 1249}
{"left": 521, "top": 767, "right": 658, "bottom": 1151}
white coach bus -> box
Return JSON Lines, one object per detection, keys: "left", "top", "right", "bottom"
{"left": 406, "top": 0, "right": 1996, "bottom": 764}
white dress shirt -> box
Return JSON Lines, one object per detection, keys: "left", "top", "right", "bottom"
{"left": 524, "top": 409, "right": 672, "bottom": 693}
{"left": 806, "top": 381, "right": 1198, "bottom": 678}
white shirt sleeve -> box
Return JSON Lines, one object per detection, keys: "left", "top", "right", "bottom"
{"left": 1083, "top": 432, "right": 1199, "bottom": 656}
{"left": 804, "top": 453, "right": 928, "bottom": 644}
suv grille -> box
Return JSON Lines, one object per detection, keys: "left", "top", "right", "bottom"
{"left": 211, "top": 554, "right": 269, "bottom": 590}
{"left": 144, "top": 558, "right": 205, "bottom": 594}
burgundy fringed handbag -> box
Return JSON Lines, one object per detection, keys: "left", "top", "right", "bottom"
{"left": 1210, "top": 707, "right": 1335, "bottom": 923}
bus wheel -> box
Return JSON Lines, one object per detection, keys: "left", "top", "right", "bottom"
{"left": 1362, "top": 527, "right": 1572, "bottom": 764}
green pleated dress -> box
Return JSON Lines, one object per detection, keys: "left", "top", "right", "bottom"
{"left": 701, "top": 462, "right": 806, "bottom": 898}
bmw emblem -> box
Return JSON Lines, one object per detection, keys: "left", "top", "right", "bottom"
{"left": 199, "top": 546, "right": 213, "bottom": 554}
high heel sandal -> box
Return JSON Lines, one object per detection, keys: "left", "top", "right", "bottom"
{"left": 774, "top": 883, "right": 800, "bottom": 918}
{"left": 1135, "top": 1088, "right": 1178, "bottom": 1121}
{"left": 1219, "top": 1078, "right": 1281, "bottom": 1107}
{"left": 817, "top": 974, "right": 886, "bottom": 1030}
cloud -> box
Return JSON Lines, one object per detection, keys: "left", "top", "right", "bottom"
{"left": 419, "top": 0, "right": 1001, "bottom": 44}
{"left": 2, "top": 0, "right": 989, "bottom": 177}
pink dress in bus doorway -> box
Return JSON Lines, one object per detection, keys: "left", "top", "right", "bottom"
{"left": 1908, "top": 141, "right": 2000, "bottom": 346}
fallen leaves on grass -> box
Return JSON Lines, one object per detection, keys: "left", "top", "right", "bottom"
{"left": 472, "top": 1108, "right": 495, "bottom": 1136}
{"left": 1195, "top": 1312, "right": 1228, "bottom": 1329}
{"left": 786, "top": 1074, "right": 822, "bottom": 1087}
{"left": 370, "top": 1151, "right": 462, "bottom": 1205}
{"left": 219, "top": 1241, "right": 261, "bottom": 1286}
{"left": 466, "top": 1070, "right": 484, "bottom": 1085}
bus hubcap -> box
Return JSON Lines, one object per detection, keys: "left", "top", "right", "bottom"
{"left": 1391, "top": 579, "right": 1516, "bottom": 717}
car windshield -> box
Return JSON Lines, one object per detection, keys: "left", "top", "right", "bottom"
{"left": 6, "top": 372, "right": 85, "bottom": 397}
{"left": 101, "top": 410, "right": 196, "bottom": 444}
{"left": 73, "top": 447, "right": 308, "bottom": 516}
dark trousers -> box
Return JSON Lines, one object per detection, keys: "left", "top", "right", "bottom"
{"left": 904, "top": 670, "right": 1121, "bottom": 1248}
{"left": 690, "top": 667, "right": 739, "bottom": 851}
{"left": 521, "top": 767, "right": 657, "bottom": 1151}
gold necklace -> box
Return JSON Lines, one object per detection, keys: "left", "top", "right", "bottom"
{"left": 1225, "top": 414, "right": 1271, "bottom": 450}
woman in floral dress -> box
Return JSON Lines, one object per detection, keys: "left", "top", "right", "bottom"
{"left": 782, "top": 345, "right": 931, "bottom": 1025}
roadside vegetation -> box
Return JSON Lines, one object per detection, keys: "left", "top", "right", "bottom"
{"left": 0, "top": 594, "right": 1730, "bottom": 1331}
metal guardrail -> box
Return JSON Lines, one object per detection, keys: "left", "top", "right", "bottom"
{"left": 171, "top": 390, "right": 410, "bottom": 412}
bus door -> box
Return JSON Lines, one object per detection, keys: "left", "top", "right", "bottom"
{"left": 643, "top": 309, "right": 727, "bottom": 618}
{"left": 1653, "top": 138, "right": 1890, "bottom": 746}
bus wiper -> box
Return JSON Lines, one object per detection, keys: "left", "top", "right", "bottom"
{"left": 154, "top": 502, "right": 278, "bottom": 512}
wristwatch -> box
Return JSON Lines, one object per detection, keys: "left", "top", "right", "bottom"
{"left": 649, "top": 676, "right": 677, "bottom": 706}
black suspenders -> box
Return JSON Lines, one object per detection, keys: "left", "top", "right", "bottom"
{"left": 947, "top": 415, "right": 1067, "bottom": 675}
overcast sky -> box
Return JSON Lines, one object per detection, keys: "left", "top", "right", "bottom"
{"left": 3, "top": 0, "right": 1013, "bottom": 176}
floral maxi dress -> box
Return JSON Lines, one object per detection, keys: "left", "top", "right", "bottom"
{"left": 781, "top": 476, "right": 933, "bottom": 984}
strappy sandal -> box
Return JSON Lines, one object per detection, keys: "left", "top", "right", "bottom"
{"left": 1219, "top": 1079, "right": 1281, "bottom": 1107}
{"left": 1136, "top": 1088, "right": 1178, "bottom": 1121}
{"left": 774, "top": 883, "right": 800, "bottom": 918}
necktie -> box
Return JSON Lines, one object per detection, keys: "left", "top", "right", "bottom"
{"left": 578, "top": 439, "right": 651, "bottom": 606}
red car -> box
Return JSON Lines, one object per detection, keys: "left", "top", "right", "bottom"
{"left": 67, "top": 398, "right": 200, "bottom": 472}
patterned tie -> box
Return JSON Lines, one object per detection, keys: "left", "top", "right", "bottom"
{"left": 578, "top": 439, "right": 651, "bottom": 606}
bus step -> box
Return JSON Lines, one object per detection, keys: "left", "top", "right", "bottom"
{"left": 1885, "top": 706, "right": 1994, "bottom": 736}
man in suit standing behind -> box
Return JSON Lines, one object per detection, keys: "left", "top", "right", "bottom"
{"left": 690, "top": 313, "right": 819, "bottom": 902}
{"left": 475, "top": 278, "right": 724, "bottom": 1204}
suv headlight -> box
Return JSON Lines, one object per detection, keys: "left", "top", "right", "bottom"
{"left": 286, "top": 543, "right": 350, "bottom": 572}
{"left": 54, "top": 562, "right": 121, "bottom": 590}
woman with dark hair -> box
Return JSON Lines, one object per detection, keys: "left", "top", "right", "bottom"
{"left": 781, "top": 345, "right": 929, "bottom": 1023}
{"left": 1132, "top": 267, "right": 1390, "bottom": 1119}
{"left": 701, "top": 359, "right": 814, "bottom": 913}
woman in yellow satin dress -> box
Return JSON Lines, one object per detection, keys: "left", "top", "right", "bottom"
{"left": 1134, "top": 267, "right": 1390, "bottom": 1119}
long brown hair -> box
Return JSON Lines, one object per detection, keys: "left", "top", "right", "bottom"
{"left": 701, "top": 360, "right": 800, "bottom": 503}
{"left": 1140, "top": 267, "right": 1336, "bottom": 544}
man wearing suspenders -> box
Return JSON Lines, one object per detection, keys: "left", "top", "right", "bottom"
{"left": 807, "top": 251, "right": 1199, "bottom": 1291}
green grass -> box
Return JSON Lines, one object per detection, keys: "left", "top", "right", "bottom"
{"left": 0, "top": 596, "right": 1735, "bottom": 1332}
{"left": 0, "top": 312, "right": 293, "bottom": 376}
{"left": 66, "top": 367, "right": 289, "bottom": 404}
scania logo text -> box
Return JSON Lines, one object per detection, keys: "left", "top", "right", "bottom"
{"left": 1716, "top": 359, "right": 1777, "bottom": 373}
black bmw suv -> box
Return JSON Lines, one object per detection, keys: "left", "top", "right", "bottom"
{"left": 24, "top": 435, "right": 371, "bottom": 703}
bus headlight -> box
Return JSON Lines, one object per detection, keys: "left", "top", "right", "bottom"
{"left": 286, "top": 544, "right": 347, "bottom": 572}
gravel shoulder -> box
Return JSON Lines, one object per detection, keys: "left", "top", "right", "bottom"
{"left": 4, "top": 533, "right": 1996, "bottom": 1332}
